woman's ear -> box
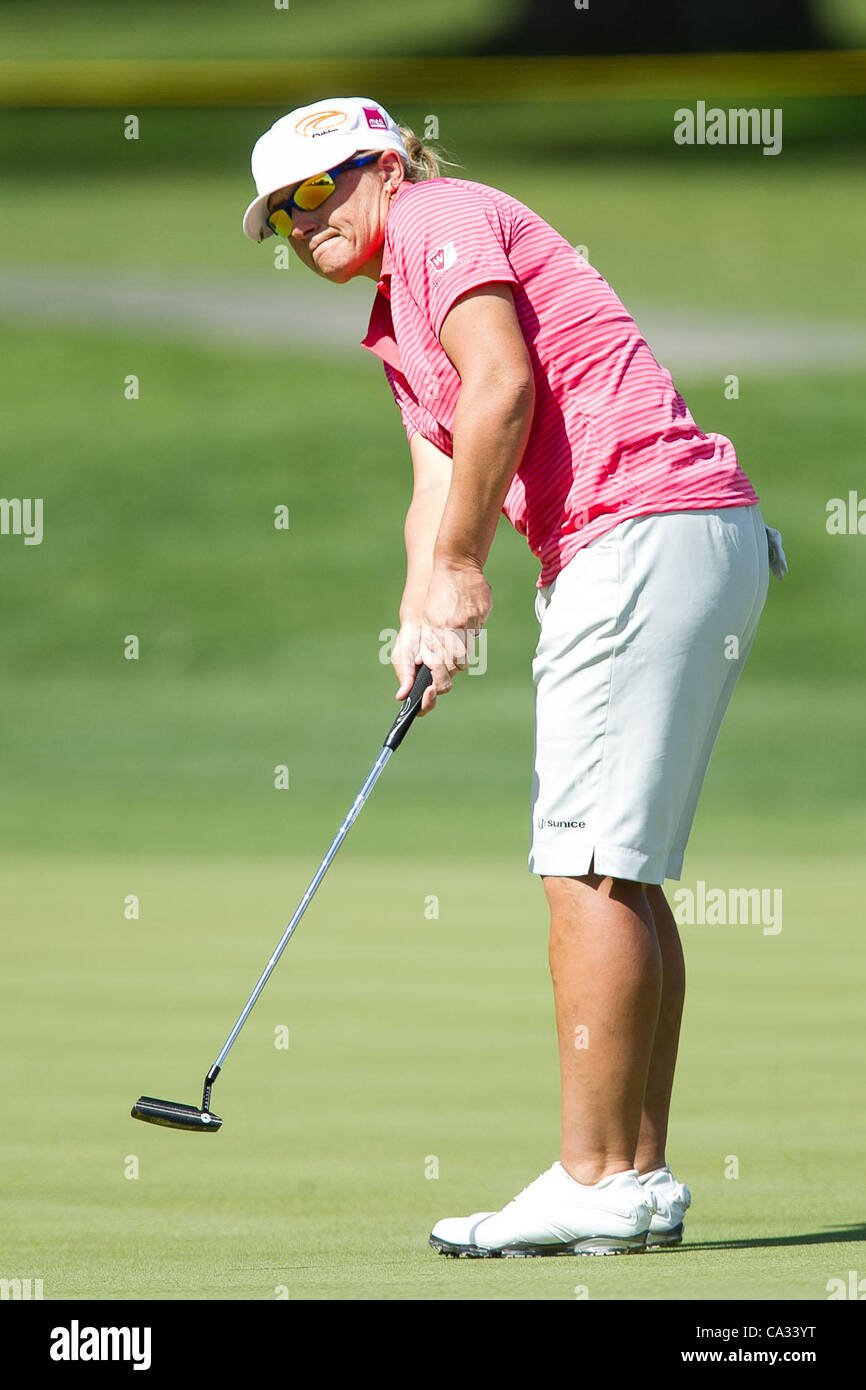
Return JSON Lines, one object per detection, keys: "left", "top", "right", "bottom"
{"left": 380, "top": 149, "right": 404, "bottom": 193}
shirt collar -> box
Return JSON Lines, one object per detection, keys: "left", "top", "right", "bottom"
{"left": 375, "top": 231, "right": 394, "bottom": 301}
{"left": 376, "top": 181, "right": 412, "bottom": 289}
{"left": 362, "top": 185, "right": 411, "bottom": 369}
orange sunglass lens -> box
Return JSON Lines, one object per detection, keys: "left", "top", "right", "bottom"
{"left": 268, "top": 208, "right": 293, "bottom": 237}
{"left": 293, "top": 173, "right": 335, "bottom": 211}
{"left": 267, "top": 172, "right": 335, "bottom": 236}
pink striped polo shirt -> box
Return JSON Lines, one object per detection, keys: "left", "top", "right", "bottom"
{"left": 361, "top": 178, "right": 759, "bottom": 587}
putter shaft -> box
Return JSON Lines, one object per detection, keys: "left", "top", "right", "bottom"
{"left": 133, "top": 664, "right": 432, "bottom": 1129}
{"left": 202, "top": 743, "right": 394, "bottom": 1107}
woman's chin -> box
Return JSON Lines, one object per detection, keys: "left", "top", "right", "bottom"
{"left": 312, "top": 240, "right": 363, "bottom": 283}
{"left": 318, "top": 261, "right": 357, "bottom": 284}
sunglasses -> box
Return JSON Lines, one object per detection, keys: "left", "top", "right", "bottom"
{"left": 266, "top": 154, "right": 381, "bottom": 236}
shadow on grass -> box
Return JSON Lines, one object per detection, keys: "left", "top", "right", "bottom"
{"left": 653, "top": 1225, "right": 866, "bottom": 1253}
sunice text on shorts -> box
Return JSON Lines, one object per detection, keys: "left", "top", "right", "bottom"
{"left": 50, "top": 1321, "right": 152, "bottom": 1371}
{"left": 0, "top": 497, "right": 43, "bottom": 545}
{"left": 674, "top": 102, "right": 782, "bottom": 156}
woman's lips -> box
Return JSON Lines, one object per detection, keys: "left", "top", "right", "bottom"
{"left": 311, "top": 232, "right": 337, "bottom": 254}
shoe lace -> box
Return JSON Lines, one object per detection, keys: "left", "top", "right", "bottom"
{"left": 506, "top": 1166, "right": 556, "bottom": 1207}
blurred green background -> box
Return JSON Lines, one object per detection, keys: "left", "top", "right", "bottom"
{"left": 1, "top": 0, "right": 866, "bottom": 55}
{"left": 1, "top": 0, "right": 864, "bottom": 1303}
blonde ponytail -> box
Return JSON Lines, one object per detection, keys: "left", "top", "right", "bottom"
{"left": 359, "top": 124, "right": 458, "bottom": 183}
{"left": 397, "top": 124, "right": 442, "bottom": 181}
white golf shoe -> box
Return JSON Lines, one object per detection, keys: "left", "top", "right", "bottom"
{"left": 429, "top": 1162, "right": 652, "bottom": 1257}
{"left": 637, "top": 1165, "right": 692, "bottom": 1247}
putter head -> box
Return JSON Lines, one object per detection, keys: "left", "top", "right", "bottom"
{"left": 131, "top": 1096, "right": 222, "bottom": 1133}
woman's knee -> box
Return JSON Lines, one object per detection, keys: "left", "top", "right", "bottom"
{"left": 543, "top": 872, "right": 650, "bottom": 915}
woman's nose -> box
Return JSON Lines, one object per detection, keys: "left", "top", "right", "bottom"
{"left": 290, "top": 208, "right": 322, "bottom": 239}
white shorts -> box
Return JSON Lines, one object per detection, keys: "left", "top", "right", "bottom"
{"left": 529, "top": 505, "right": 769, "bottom": 883}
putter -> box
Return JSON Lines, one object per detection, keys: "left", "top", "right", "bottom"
{"left": 131, "top": 664, "right": 433, "bottom": 1133}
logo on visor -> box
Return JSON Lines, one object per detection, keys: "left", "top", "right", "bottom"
{"left": 428, "top": 241, "right": 457, "bottom": 273}
{"left": 363, "top": 106, "right": 388, "bottom": 131}
{"left": 295, "top": 110, "right": 348, "bottom": 138}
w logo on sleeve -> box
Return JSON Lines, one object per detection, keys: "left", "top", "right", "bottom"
{"left": 428, "top": 241, "right": 458, "bottom": 273}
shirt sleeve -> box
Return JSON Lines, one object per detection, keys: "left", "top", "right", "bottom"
{"left": 383, "top": 364, "right": 454, "bottom": 456}
{"left": 388, "top": 183, "right": 519, "bottom": 340}
{"left": 383, "top": 364, "right": 418, "bottom": 441}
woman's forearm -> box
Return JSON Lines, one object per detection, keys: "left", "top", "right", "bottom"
{"left": 433, "top": 375, "right": 534, "bottom": 572}
{"left": 400, "top": 477, "right": 450, "bottom": 621}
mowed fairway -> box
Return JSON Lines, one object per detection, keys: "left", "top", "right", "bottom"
{"left": 0, "top": 851, "right": 862, "bottom": 1301}
{"left": 1, "top": 323, "right": 865, "bottom": 1300}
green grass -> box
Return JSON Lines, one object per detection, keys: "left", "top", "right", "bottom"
{"left": 1, "top": 851, "right": 863, "bottom": 1300}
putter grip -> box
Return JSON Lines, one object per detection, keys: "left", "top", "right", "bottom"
{"left": 383, "top": 665, "right": 433, "bottom": 751}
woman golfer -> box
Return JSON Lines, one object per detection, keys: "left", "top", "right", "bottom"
{"left": 243, "top": 98, "right": 785, "bottom": 1256}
